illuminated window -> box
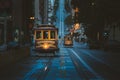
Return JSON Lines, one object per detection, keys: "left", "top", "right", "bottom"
{"left": 50, "top": 31, "right": 55, "bottom": 39}
{"left": 36, "top": 31, "right": 42, "bottom": 39}
{"left": 43, "top": 31, "right": 48, "bottom": 39}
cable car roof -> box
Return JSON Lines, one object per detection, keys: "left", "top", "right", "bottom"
{"left": 33, "top": 24, "right": 58, "bottom": 30}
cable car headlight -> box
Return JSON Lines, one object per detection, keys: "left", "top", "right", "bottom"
{"left": 43, "top": 43, "right": 49, "bottom": 49}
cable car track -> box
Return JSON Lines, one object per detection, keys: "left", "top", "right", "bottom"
{"left": 68, "top": 48, "right": 102, "bottom": 79}
{"left": 23, "top": 57, "right": 53, "bottom": 80}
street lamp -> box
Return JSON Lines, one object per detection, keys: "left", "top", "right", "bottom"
{"left": 30, "top": 16, "right": 35, "bottom": 20}
{"left": 74, "top": 7, "right": 79, "bottom": 13}
{"left": 28, "top": 16, "right": 35, "bottom": 29}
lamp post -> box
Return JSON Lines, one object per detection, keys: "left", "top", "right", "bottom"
{"left": 29, "top": 16, "right": 34, "bottom": 29}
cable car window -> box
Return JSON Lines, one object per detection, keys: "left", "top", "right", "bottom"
{"left": 36, "top": 31, "right": 42, "bottom": 39}
{"left": 50, "top": 31, "right": 55, "bottom": 39}
{"left": 43, "top": 31, "right": 48, "bottom": 39}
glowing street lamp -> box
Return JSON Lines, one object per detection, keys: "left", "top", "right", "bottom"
{"left": 74, "top": 7, "right": 79, "bottom": 13}
{"left": 30, "top": 16, "right": 35, "bottom": 20}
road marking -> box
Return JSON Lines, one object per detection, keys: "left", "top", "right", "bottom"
{"left": 70, "top": 49, "right": 102, "bottom": 79}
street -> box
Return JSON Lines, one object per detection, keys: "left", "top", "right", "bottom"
{"left": 0, "top": 41, "right": 120, "bottom": 80}
{"left": 0, "top": 0, "right": 120, "bottom": 80}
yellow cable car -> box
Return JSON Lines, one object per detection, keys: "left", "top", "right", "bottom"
{"left": 64, "top": 34, "right": 73, "bottom": 46}
{"left": 33, "top": 24, "right": 59, "bottom": 52}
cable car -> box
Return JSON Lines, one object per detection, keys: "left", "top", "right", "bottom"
{"left": 33, "top": 24, "right": 59, "bottom": 53}
{"left": 64, "top": 34, "right": 73, "bottom": 46}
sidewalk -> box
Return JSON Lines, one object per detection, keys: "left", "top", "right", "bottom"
{"left": 0, "top": 45, "right": 30, "bottom": 68}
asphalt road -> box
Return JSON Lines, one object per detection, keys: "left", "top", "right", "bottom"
{"left": 0, "top": 42, "right": 120, "bottom": 80}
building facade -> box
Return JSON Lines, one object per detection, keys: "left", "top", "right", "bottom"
{"left": 0, "top": 0, "right": 58, "bottom": 45}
